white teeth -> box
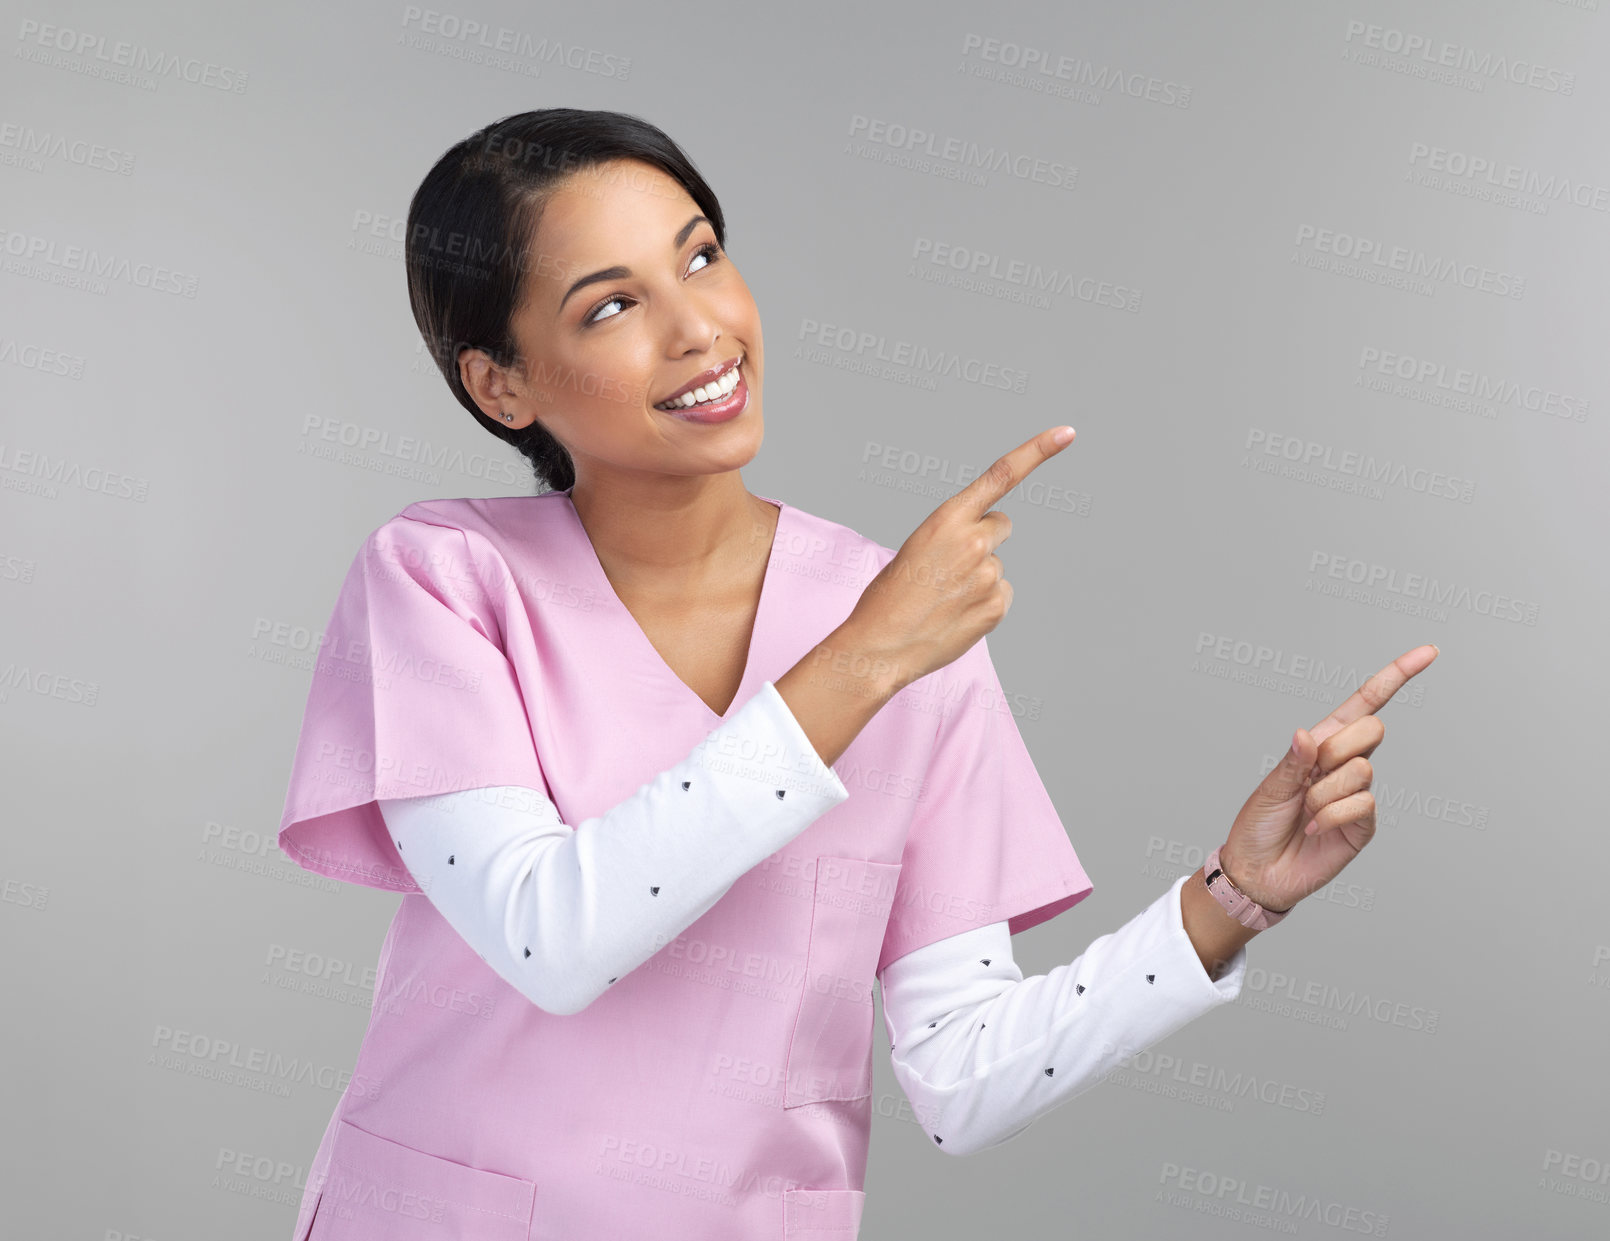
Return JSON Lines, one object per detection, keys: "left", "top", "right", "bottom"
{"left": 659, "top": 362, "right": 740, "bottom": 410}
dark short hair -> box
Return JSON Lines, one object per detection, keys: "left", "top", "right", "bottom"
{"left": 404, "top": 108, "right": 727, "bottom": 493}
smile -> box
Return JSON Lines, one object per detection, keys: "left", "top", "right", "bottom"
{"left": 653, "top": 355, "right": 749, "bottom": 423}
{"left": 653, "top": 354, "right": 743, "bottom": 410}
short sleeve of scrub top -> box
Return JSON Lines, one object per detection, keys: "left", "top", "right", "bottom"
{"left": 277, "top": 513, "right": 551, "bottom": 893}
{"left": 876, "top": 631, "right": 1095, "bottom": 979}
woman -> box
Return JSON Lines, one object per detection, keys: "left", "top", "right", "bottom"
{"left": 277, "top": 108, "right": 1436, "bottom": 1240}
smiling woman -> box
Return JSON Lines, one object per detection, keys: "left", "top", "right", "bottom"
{"left": 276, "top": 106, "right": 1420, "bottom": 1241}
{"left": 404, "top": 108, "right": 763, "bottom": 494}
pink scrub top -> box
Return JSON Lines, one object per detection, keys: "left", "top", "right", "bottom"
{"left": 277, "top": 489, "right": 1094, "bottom": 1240}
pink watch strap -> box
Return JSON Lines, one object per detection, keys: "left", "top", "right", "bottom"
{"left": 1204, "top": 845, "right": 1290, "bottom": 930}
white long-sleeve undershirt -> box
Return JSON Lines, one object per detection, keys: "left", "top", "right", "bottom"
{"left": 379, "top": 680, "right": 1250, "bottom": 1154}
{"left": 877, "top": 872, "right": 1245, "bottom": 1156}
{"left": 380, "top": 680, "right": 851, "bottom": 1015}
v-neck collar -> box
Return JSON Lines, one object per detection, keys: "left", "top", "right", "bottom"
{"left": 557, "top": 488, "right": 789, "bottom": 723}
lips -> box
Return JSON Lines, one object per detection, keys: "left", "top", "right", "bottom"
{"left": 653, "top": 355, "right": 742, "bottom": 408}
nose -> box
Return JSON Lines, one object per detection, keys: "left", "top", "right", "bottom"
{"left": 662, "top": 286, "right": 722, "bottom": 360}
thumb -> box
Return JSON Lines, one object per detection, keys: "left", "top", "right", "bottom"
{"left": 1260, "top": 727, "right": 1318, "bottom": 804}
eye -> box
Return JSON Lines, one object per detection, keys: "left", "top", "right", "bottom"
{"left": 687, "top": 240, "right": 721, "bottom": 274}
{"left": 582, "top": 241, "right": 725, "bottom": 327}
{"left": 583, "top": 293, "right": 628, "bottom": 326}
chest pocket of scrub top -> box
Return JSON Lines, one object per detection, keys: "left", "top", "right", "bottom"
{"left": 307, "top": 1118, "right": 536, "bottom": 1240}
{"left": 783, "top": 856, "right": 902, "bottom": 1109}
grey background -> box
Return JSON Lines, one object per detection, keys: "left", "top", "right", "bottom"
{"left": 3, "top": 0, "right": 1605, "bottom": 1237}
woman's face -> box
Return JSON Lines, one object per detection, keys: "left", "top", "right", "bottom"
{"left": 468, "top": 158, "right": 764, "bottom": 490}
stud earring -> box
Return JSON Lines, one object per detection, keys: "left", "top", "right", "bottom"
{"left": 503, "top": 413, "right": 513, "bottom": 423}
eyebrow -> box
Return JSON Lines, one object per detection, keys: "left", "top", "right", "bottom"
{"left": 556, "top": 214, "right": 711, "bottom": 316}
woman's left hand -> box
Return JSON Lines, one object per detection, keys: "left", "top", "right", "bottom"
{"left": 1217, "top": 644, "right": 1440, "bottom": 913}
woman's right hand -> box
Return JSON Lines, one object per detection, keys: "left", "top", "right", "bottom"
{"left": 842, "top": 425, "right": 1076, "bottom": 693}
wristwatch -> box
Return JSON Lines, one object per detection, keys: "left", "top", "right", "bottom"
{"left": 1204, "top": 845, "right": 1291, "bottom": 930}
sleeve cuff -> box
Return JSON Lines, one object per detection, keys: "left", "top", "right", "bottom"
{"left": 1158, "top": 871, "right": 1248, "bottom": 1003}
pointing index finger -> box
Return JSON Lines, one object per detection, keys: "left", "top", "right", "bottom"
{"left": 1309, "top": 644, "right": 1439, "bottom": 744}
{"left": 951, "top": 426, "right": 1075, "bottom": 520}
